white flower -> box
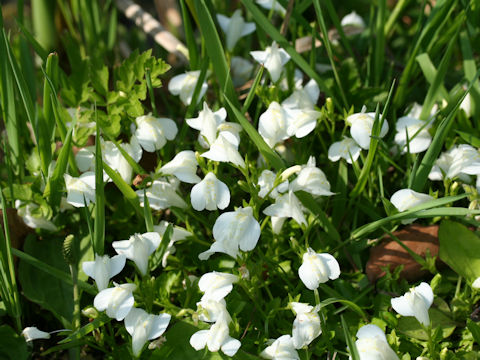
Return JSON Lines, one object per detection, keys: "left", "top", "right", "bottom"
{"left": 94, "top": 282, "right": 137, "bottom": 320}
{"left": 168, "top": 70, "right": 208, "bottom": 105}
{"left": 391, "top": 282, "right": 433, "bottom": 326}
{"left": 103, "top": 137, "right": 143, "bottom": 183}
{"left": 355, "top": 324, "right": 399, "bottom": 360}
{"left": 21, "top": 327, "right": 51, "bottom": 342}
{"left": 298, "top": 248, "right": 340, "bottom": 290}
{"left": 187, "top": 102, "right": 227, "bottom": 149}
{"left": 198, "top": 271, "right": 238, "bottom": 302}
{"left": 328, "top": 137, "right": 361, "bottom": 164}
{"left": 112, "top": 232, "right": 161, "bottom": 276}
{"left": 286, "top": 108, "right": 321, "bottom": 138}
{"left": 260, "top": 335, "right": 300, "bottom": 360}
{"left": 76, "top": 137, "right": 142, "bottom": 184}
{"left": 428, "top": 145, "right": 480, "bottom": 181}
{"left": 159, "top": 150, "right": 201, "bottom": 184}
{"left": 346, "top": 112, "right": 389, "bottom": 150}
{"left": 196, "top": 298, "right": 231, "bottom": 323}
{"left": 137, "top": 180, "right": 187, "bottom": 210}
{"left": 231, "top": 57, "right": 254, "bottom": 86}
{"left": 250, "top": 42, "right": 291, "bottom": 82}
{"left": 190, "top": 172, "right": 230, "bottom": 211}
{"left": 290, "top": 302, "right": 321, "bottom": 349}
{"left": 82, "top": 254, "right": 126, "bottom": 291}
{"left": 341, "top": 11, "right": 366, "bottom": 31}
{"left": 280, "top": 68, "right": 304, "bottom": 91}
{"left": 263, "top": 191, "right": 307, "bottom": 227}
{"left": 15, "top": 201, "right": 57, "bottom": 231}
{"left": 258, "top": 170, "right": 289, "bottom": 199}
{"left": 256, "top": 0, "right": 286, "bottom": 15}
{"left": 64, "top": 172, "right": 96, "bottom": 208}
{"left": 124, "top": 307, "right": 171, "bottom": 357}
{"left": 201, "top": 134, "right": 246, "bottom": 168}
{"left": 289, "top": 157, "right": 334, "bottom": 196}
{"left": 390, "top": 189, "right": 433, "bottom": 212}
{"left": 217, "top": 10, "right": 256, "bottom": 51}
{"left": 217, "top": 122, "right": 242, "bottom": 148}
{"left": 153, "top": 221, "right": 192, "bottom": 267}
{"left": 447, "top": 145, "right": 480, "bottom": 178}
{"left": 135, "top": 115, "right": 178, "bottom": 152}
{"left": 394, "top": 116, "right": 432, "bottom": 154}
{"left": 461, "top": 91, "right": 472, "bottom": 117}
{"left": 472, "top": 277, "right": 480, "bottom": 289}
{"left": 75, "top": 147, "right": 95, "bottom": 173}
{"left": 282, "top": 79, "right": 320, "bottom": 110}
{"left": 199, "top": 207, "right": 260, "bottom": 260}
{"left": 190, "top": 313, "right": 241, "bottom": 356}
{"left": 258, "top": 101, "right": 292, "bottom": 148}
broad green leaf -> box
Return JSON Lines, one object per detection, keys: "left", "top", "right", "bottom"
{"left": 0, "top": 325, "right": 29, "bottom": 360}
{"left": 438, "top": 220, "right": 480, "bottom": 282}
{"left": 467, "top": 319, "right": 480, "bottom": 345}
{"left": 397, "top": 308, "right": 456, "bottom": 340}
{"left": 18, "top": 236, "right": 74, "bottom": 326}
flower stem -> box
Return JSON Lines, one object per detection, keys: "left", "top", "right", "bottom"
{"left": 424, "top": 324, "right": 437, "bottom": 360}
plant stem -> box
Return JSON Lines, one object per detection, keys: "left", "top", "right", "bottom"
{"left": 69, "top": 264, "right": 81, "bottom": 360}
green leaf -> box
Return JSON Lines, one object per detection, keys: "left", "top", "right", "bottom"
{"left": 0, "top": 325, "right": 29, "bottom": 360}
{"left": 150, "top": 224, "right": 172, "bottom": 272}
{"left": 18, "top": 236, "right": 74, "bottom": 326}
{"left": 59, "top": 313, "right": 111, "bottom": 344}
{"left": 12, "top": 247, "right": 95, "bottom": 295}
{"left": 43, "top": 126, "right": 74, "bottom": 207}
{"left": 467, "top": 319, "right": 480, "bottom": 345}
{"left": 341, "top": 315, "right": 360, "bottom": 360}
{"left": 438, "top": 220, "right": 480, "bottom": 282}
{"left": 411, "top": 71, "right": 479, "bottom": 192}
{"left": 456, "top": 130, "right": 480, "bottom": 148}
{"left": 194, "top": 0, "right": 237, "bottom": 106}
{"left": 94, "top": 122, "right": 105, "bottom": 255}
{"left": 296, "top": 191, "right": 341, "bottom": 244}
{"left": 397, "top": 308, "right": 456, "bottom": 340}
{"left": 103, "top": 163, "right": 142, "bottom": 216}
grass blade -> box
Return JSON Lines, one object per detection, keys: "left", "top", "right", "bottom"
{"left": 241, "top": 65, "right": 264, "bottom": 114}
{"left": 312, "top": 0, "right": 348, "bottom": 107}
{"left": 415, "top": 53, "right": 449, "bottom": 100}
{"left": 350, "top": 80, "right": 395, "bottom": 198}
{"left": 103, "top": 163, "right": 142, "bottom": 216}
{"left": 242, "top": 0, "right": 335, "bottom": 102}
{"left": 143, "top": 190, "right": 154, "bottom": 233}
{"left": 0, "top": 187, "right": 22, "bottom": 331}
{"left": 411, "top": 70, "right": 480, "bottom": 191}
{"left": 180, "top": 0, "right": 198, "bottom": 69}
{"left": 419, "top": 30, "right": 459, "bottom": 120}
{"left": 94, "top": 122, "right": 105, "bottom": 255}
{"left": 43, "top": 126, "right": 74, "bottom": 207}
{"left": 341, "top": 315, "right": 360, "bottom": 360}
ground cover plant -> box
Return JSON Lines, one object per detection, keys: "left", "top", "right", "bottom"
{"left": 1, "top": 0, "right": 480, "bottom": 358}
